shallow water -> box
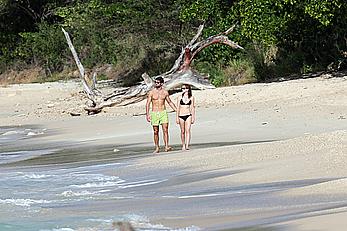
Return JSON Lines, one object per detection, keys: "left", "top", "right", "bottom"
{"left": 1, "top": 125, "right": 347, "bottom": 231}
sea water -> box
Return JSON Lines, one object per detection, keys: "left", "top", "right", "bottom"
{"left": 0, "top": 164, "right": 184, "bottom": 230}
{"left": 0, "top": 126, "right": 200, "bottom": 231}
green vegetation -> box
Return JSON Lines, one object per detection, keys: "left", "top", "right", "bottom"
{"left": 1, "top": 0, "right": 346, "bottom": 86}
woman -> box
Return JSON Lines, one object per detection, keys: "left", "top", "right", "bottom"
{"left": 176, "top": 84, "right": 196, "bottom": 151}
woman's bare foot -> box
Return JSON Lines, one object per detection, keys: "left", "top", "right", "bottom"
{"left": 153, "top": 147, "right": 160, "bottom": 154}
{"left": 182, "top": 146, "right": 186, "bottom": 151}
{"left": 185, "top": 146, "right": 190, "bottom": 151}
{"left": 165, "top": 146, "right": 173, "bottom": 152}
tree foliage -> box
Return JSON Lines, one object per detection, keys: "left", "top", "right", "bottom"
{"left": 1, "top": 0, "right": 347, "bottom": 83}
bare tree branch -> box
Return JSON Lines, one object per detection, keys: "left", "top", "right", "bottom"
{"left": 63, "top": 24, "right": 243, "bottom": 114}
{"left": 62, "top": 28, "right": 96, "bottom": 101}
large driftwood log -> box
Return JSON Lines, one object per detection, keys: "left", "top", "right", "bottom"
{"left": 62, "top": 25, "right": 243, "bottom": 114}
{"left": 62, "top": 28, "right": 97, "bottom": 100}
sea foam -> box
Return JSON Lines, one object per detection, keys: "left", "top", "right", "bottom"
{"left": 0, "top": 198, "right": 51, "bottom": 207}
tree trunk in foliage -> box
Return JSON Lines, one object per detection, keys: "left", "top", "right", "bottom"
{"left": 62, "top": 25, "right": 243, "bottom": 114}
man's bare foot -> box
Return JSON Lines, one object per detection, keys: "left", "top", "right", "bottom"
{"left": 165, "top": 146, "right": 173, "bottom": 152}
{"left": 153, "top": 147, "right": 160, "bottom": 154}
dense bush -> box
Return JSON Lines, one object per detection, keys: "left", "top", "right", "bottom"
{"left": 15, "top": 23, "right": 66, "bottom": 73}
{"left": 1, "top": 0, "right": 347, "bottom": 84}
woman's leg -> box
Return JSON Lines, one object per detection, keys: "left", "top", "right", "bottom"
{"left": 179, "top": 118, "right": 186, "bottom": 150}
{"left": 184, "top": 116, "right": 192, "bottom": 150}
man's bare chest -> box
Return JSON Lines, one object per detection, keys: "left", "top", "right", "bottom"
{"left": 152, "top": 92, "right": 166, "bottom": 101}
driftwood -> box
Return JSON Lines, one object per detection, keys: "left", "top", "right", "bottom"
{"left": 62, "top": 25, "right": 243, "bottom": 114}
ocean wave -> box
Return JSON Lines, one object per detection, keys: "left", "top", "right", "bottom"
{"left": 0, "top": 198, "right": 51, "bottom": 207}
{"left": 69, "top": 179, "right": 125, "bottom": 189}
{"left": 66, "top": 174, "right": 125, "bottom": 189}
{"left": 27, "top": 131, "right": 44, "bottom": 136}
{"left": 119, "top": 179, "right": 167, "bottom": 189}
{"left": 178, "top": 193, "right": 222, "bottom": 199}
{"left": 71, "top": 162, "right": 124, "bottom": 171}
{"left": 23, "top": 173, "right": 52, "bottom": 179}
{"left": 1, "top": 130, "right": 22, "bottom": 136}
{"left": 61, "top": 190, "right": 99, "bottom": 197}
{"left": 67, "top": 173, "right": 123, "bottom": 182}
{"left": 40, "top": 228, "right": 75, "bottom": 231}
{"left": 0, "top": 149, "right": 58, "bottom": 164}
{"left": 1, "top": 128, "right": 46, "bottom": 137}
{"left": 65, "top": 177, "right": 166, "bottom": 190}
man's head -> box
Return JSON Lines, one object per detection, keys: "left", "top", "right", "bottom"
{"left": 154, "top": 77, "right": 164, "bottom": 88}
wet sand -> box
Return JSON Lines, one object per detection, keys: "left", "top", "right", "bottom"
{"left": 1, "top": 76, "right": 347, "bottom": 230}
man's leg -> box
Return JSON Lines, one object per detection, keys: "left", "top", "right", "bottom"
{"left": 153, "top": 126, "right": 160, "bottom": 153}
{"left": 162, "top": 123, "right": 172, "bottom": 151}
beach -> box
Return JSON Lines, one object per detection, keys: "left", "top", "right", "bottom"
{"left": 1, "top": 76, "right": 347, "bottom": 231}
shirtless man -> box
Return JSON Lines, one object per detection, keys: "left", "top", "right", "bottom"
{"left": 146, "top": 77, "right": 177, "bottom": 153}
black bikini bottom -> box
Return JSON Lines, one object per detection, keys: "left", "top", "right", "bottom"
{"left": 179, "top": 114, "right": 192, "bottom": 121}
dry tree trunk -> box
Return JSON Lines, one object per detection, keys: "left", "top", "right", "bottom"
{"left": 62, "top": 25, "right": 243, "bottom": 114}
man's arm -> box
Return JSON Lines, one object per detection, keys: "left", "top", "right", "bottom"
{"left": 146, "top": 91, "right": 152, "bottom": 122}
{"left": 166, "top": 92, "right": 177, "bottom": 111}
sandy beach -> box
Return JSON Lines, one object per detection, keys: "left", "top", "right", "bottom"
{"left": 1, "top": 75, "right": 347, "bottom": 231}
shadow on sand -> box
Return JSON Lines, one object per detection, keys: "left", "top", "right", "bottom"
{"left": 2, "top": 140, "right": 277, "bottom": 167}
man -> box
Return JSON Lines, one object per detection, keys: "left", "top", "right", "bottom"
{"left": 146, "top": 77, "right": 177, "bottom": 153}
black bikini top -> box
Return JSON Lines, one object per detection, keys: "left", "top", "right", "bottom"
{"left": 180, "top": 98, "right": 191, "bottom": 105}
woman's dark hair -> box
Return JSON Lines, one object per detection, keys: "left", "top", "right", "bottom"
{"left": 182, "top": 84, "right": 192, "bottom": 98}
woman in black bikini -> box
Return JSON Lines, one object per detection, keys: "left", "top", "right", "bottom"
{"left": 176, "top": 84, "right": 196, "bottom": 151}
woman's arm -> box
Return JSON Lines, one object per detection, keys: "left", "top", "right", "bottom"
{"left": 176, "top": 96, "right": 180, "bottom": 124}
{"left": 191, "top": 96, "right": 196, "bottom": 124}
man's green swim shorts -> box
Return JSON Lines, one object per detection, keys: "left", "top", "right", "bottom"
{"left": 150, "top": 110, "right": 169, "bottom": 126}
